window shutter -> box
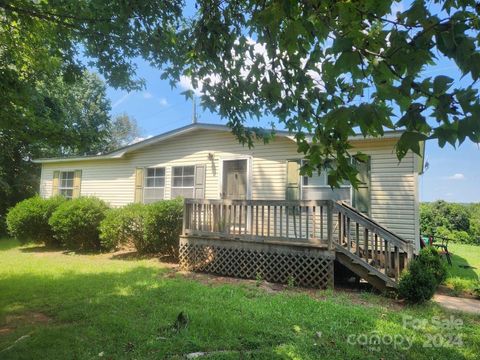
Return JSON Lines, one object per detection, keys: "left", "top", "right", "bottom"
{"left": 72, "top": 170, "right": 82, "bottom": 198}
{"left": 52, "top": 171, "right": 60, "bottom": 196}
{"left": 352, "top": 156, "right": 371, "bottom": 215}
{"left": 194, "top": 164, "right": 206, "bottom": 199}
{"left": 285, "top": 160, "right": 300, "bottom": 200}
{"left": 134, "top": 168, "right": 144, "bottom": 203}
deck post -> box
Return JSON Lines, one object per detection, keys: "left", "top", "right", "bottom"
{"left": 182, "top": 199, "right": 189, "bottom": 235}
{"left": 327, "top": 202, "right": 333, "bottom": 250}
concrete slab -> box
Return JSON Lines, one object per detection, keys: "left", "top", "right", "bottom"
{"left": 433, "top": 294, "right": 480, "bottom": 315}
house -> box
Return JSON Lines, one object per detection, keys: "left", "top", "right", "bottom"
{"left": 34, "top": 123, "right": 424, "bottom": 290}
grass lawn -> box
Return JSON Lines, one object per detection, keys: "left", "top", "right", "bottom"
{"left": 0, "top": 238, "right": 479, "bottom": 359}
{"left": 443, "top": 243, "right": 480, "bottom": 295}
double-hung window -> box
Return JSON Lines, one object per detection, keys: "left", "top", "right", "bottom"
{"left": 144, "top": 167, "right": 165, "bottom": 203}
{"left": 301, "top": 162, "right": 351, "bottom": 202}
{"left": 59, "top": 171, "right": 75, "bottom": 199}
{"left": 171, "top": 166, "right": 195, "bottom": 198}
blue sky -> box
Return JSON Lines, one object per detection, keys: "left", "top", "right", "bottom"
{"left": 104, "top": 2, "right": 479, "bottom": 204}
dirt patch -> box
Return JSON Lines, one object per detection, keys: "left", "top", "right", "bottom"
{"left": 0, "top": 312, "right": 52, "bottom": 336}
{"left": 0, "top": 327, "right": 14, "bottom": 336}
{"left": 109, "top": 249, "right": 177, "bottom": 265}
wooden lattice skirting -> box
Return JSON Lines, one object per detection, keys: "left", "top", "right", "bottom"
{"left": 179, "top": 236, "right": 335, "bottom": 288}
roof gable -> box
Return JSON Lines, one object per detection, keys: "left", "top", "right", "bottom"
{"left": 33, "top": 123, "right": 405, "bottom": 164}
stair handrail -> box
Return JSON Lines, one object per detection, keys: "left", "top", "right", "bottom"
{"left": 332, "top": 201, "right": 412, "bottom": 252}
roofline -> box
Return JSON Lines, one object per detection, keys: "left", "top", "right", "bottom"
{"left": 32, "top": 123, "right": 404, "bottom": 164}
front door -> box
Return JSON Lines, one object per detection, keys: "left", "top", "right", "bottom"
{"left": 222, "top": 159, "right": 248, "bottom": 200}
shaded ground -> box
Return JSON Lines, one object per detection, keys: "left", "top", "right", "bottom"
{"left": 1, "top": 238, "right": 479, "bottom": 359}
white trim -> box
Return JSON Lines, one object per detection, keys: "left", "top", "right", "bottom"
{"left": 58, "top": 170, "right": 75, "bottom": 199}
{"left": 170, "top": 165, "right": 196, "bottom": 199}
{"left": 218, "top": 155, "right": 252, "bottom": 200}
{"left": 413, "top": 154, "right": 420, "bottom": 253}
{"left": 143, "top": 166, "right": 166, "bottom": 203}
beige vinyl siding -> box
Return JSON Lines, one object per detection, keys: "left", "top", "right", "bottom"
{"left": 125, "top": 129, "right": 296, "bottom": 200}
{"left": 352, "top": 139, "right": 418, "bottom": 244}
{"left": 40, "top": 129, "right": 297, "bottom": 205}
{"left": 39, "top": 128, "right": 420, "bottom": 245}
{"left": 40, "top": 159, "right": 135, "bottom": 206}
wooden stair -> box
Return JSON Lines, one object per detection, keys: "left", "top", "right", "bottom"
{"left": 335, "top": 244, "right": 397, "bottom": 291}
{"left": 332, "top": 202, "right": 414, "bottom": 292}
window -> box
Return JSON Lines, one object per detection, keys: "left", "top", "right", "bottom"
{"left": 303, "top": 171, "right": 328, "bottom": 187}
{"left": 171, "top": 166, "right": 195, "bottom": 198}
{"left": 301, "top": 162, "right": 351, "bottom": 202}
{"left": 144, "top": 167, "right": 165, "bottom": 203}
{"left": 59, "top": 171, "right": 74, "bottom": 199}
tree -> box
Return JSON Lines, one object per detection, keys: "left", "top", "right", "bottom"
{"left": 108, "top": 114, "right": 141, "bottom": 151}
{"left": 37, "top": 71, "right": 112, "bottom": 156}
{"left": 0, "top": 71, "right": 112, "bottom": 234}
{"left": 468, "top": 203, "right": 480, "bottom": 242}
{"left": 420, "top": 201, "right": 476, "bottom": 243}
{"left": 1, "top": 1, "right": 480, "bottom": 186}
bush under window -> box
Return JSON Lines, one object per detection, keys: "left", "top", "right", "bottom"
{"left": 99, "top": 203, "right": 145, "bottom": 251}
{"left": 49, "top": 197, "right": 108, "bottom": 251}
{"left": 99, "top": 199, "right": 183, "bottom": 255}
{"left": 142, "top": 199, "right": 183, "bottom": 255}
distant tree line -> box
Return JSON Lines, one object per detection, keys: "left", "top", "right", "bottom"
{"left": 420, "top": 201, "right": 480, "bottom": 245}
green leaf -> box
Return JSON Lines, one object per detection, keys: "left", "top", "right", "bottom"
{"left": 433, "top": 76, "right": 454, "bottom": 95}
{"left": 397, "top": 131, "right": 428, "bottom": 159}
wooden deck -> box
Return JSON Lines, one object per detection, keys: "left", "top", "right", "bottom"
{"left": 180, "top": 199, "right": 415, "bottom": 291}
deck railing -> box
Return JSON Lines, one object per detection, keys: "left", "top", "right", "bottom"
{"left": 182, "top": 199, "right": 414, "bottom": 280}
{"left": 182, "top": 199, "right": 334, "bottom": 248}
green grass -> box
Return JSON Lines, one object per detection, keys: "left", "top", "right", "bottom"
{"left": 444, "top": 243, "right": 480, "bottom": 294}
{"left": 0, "top": 238, "right": 479, "bottom": 359}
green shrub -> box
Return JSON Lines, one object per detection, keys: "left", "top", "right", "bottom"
{"left": 49, "top": 197, "right": 108, "bottom": 251}
{"left": 398, "top": 247, "right": 445, "bottom": 304}
{"left": 142, "top": 199, "right": 183, "bottom": 255}
{"left": 416, "top": 247, "right": 447, "bottom": 285}
{"left": 6, "top": 196, "right": 66, "bottom": 246}
{"left": 398, "top": 262, "right": 437, "bottom": 304}
{"left": 99, "top": 203, "right": 145, "bottom": 251}
{"left": 98, "top": 199, "right": 183, "bottom": 255}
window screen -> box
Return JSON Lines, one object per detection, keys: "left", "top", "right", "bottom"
{"left": 144, "top": 167, "right": 165, "bottom": 203}
{"left": 171, "top": 166, "right": 195, "bottom": 198}
{"left": 59, "top": 171, "right": 74, "bottom": 199}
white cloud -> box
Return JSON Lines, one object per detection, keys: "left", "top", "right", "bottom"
{"left": 143, "top": 91, "right": 153, "bottom": 99}
{"left": 178, "top": 75, "right": 213, "bottom": 97}
{"left": 128, "top": 135, "right": 152, "bottom": 145}
{"left": 159, "top": 97, "right": 169, "bottom": 107}
{"left": 112, "top": 93, "right": 131, "bottom": 108}
{"left": 177, "top": 36, "right": 323, "bottom": 100}
{"left": 447, "top": 173, "right": 465, "bottom": 180}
